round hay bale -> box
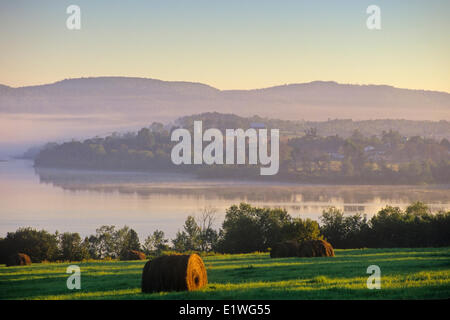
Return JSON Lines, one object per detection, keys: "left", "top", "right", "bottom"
{"left": 121, "top": 250, "right": 146, "bottom": 261}
{"left": 270, "top": 242, "right": 286, "bottom": 258}
{"left": 6, "top": 253, "right": 32, "bottom": 266}
{"left": 141, "top": 254, "right": 207, "bottom": 293}
{"left": 298, "top": 239, "right": 335, "bottom": 257}
{"left": 270, "top": 241, "right": 299, "bottom": 258}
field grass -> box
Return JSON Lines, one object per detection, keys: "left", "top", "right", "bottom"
{"left": 0, "top": 247, "right": 449, "bottom": 300}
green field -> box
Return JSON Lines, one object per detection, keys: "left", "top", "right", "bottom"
{"left": 1, "top": 247, "right": 449, "bottom": 300}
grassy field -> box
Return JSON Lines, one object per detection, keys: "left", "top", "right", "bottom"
{"left": 0, "top": 247, "right": 449, "bottom": 300}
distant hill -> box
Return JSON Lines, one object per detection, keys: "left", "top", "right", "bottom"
{"left": 1, "top": 77, "right": 449, "bottom": 121}
{"left": 0, "top": 84, "right": 13, "bottom": 93}
{"left": 33, "top": 111, "right": 450, "bottom": 185}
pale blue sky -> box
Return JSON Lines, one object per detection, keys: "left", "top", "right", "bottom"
{"left": 1, "top": 0, "right": 449, "bottom": 91}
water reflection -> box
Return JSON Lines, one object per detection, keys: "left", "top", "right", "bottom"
{"left": 0, "top": 160, "right": 449, "bottom": 240}
{"left": 35, "top": 166, "right": 450, "bottom": 211}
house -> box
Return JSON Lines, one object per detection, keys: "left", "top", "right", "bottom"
{"left": 250, "top": 122, "right": 266, "bottom": 129}
{"left": 364, "top": 146, "right": 375, "bottom": 152}
{"left": 328, "top": 152, "right": 344, "bottom": 160}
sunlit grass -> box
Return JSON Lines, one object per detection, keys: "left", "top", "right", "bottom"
{"left": 0, "top": 247, "right": 449, "bottom": 300}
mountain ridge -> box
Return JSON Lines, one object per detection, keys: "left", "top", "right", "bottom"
{"left": 0, "top": 77, "right": 448, "bottom": 121}
{"left": 3, "top": 77, "right": 450, "bottom": 95}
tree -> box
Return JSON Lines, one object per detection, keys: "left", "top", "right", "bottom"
{"left": 115, "top": 226, "right": 141, "bottom": 260}
{"left": 137, "top": 128, "right": 155, "bottom": 149}
{"left": 405, "top": 201, "right": 430, "bottom": 216}
{"left": 217, "top": 203, "right": 265, "bottom": 253}
{"left": 81, "top": 225, "right": 141, "bottom": 259}
{"left": 304, "top": 127, "right": 317, "bottom": 138}
{"left": 59, "top": 232, "right": 90, "bottom": 261}
{"left": 320, "top": 207, "right": 368, "bottom": 248}
{"left": 144, "top": 230, "right": 168, "bottom": 255}
{"left": 369, "top": 206, "right": 408, "bottom": 247}
{"left": 0, "top": 228, "right": 59, "bottom": 262}
{"left": 94, "top": 225, "right": 117, "bottom": 258}
{"left": 172, "top": 216, "right": 201, "bottom": 252}
{"left": 172, "top": 231, "right": 190, "bottom": 252}
{"left": 286, "top": 218, "right": 322, "bottom": 243}
{"left": 341, "top": 158, "right": 355, "bottom": 177}
{"left": 197, "top": 206, "right": 219, "bottom": 252}
{"left": 150, "top": 122, "right": 164, "bottom": 133}
{"left": 257, "top": 206, "right": 292, "bottom": 249}
{"left": 83, "top": 236, "right": 98, "bottom": 259}
{"left": 216, "top": 203, "right": 321, "bottom": 253}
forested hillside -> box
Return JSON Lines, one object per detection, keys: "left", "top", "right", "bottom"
{"left": 34, "top": 113, "right": 450, "bottom": 184}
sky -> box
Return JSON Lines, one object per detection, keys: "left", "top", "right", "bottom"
{"left": 0, "top": 0, "right": 449, "bottom": 92}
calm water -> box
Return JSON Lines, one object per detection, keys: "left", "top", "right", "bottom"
{"left": 1, "top": 159, "right": 449, "bottom": 240}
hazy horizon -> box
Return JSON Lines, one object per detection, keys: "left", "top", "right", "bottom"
{"left": 1, "top": 1, "right": 449, "bottom": 154}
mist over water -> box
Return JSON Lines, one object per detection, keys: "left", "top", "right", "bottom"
{"left": 0, "top": 113, "right": 159, "bottom": 149}
{"left": 1, "top": 159, "right": 449, "bottom": 240}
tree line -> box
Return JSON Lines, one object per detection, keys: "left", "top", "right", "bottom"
{"left": 320, "top": 202, "right": 450, "bottom": 248}
{"left": 177, "top": 113, "right": 450, "bottom": 140}
{"left": 0, "top": 202, "right": 448, "bottom": 263}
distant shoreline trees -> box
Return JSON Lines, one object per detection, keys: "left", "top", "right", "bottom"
{"left": 33, "top": 114, "right": 450, "bottom": 185}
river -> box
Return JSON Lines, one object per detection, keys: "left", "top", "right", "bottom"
{"left": 1, "top": 159, "right": 449, "bottom": 240}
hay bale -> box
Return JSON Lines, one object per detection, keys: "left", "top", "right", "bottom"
{"left": 121, "top": 250, "right": 146, "bottom": 261}
{"left": 270, "top": 241, "right": 299, "bottom": 258}
{"left": 141, "top": 254, "right": 207, "bottom": 293}
{"left": 6, "top": 253, "right": 32, "bottom": 266}
{"left": 270, "top": 243, "right": 286, "bottom": 258}
{"left": 298, "top": 239, "right": 335, "bottom": 257}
